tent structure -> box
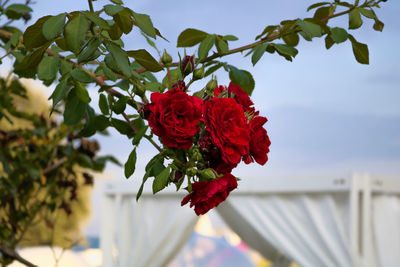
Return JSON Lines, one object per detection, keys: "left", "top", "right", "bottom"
{"left": 100, "top": 173, "right": 400, "bottom": 267}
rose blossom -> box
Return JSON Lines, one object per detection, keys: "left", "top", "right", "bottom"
{"left": 181, "top": 173, "right": 238, "bottom": 215}
{"left": 214, "top": 82, "right": 257, "bottom": 115}
{"left": 203, "top": 97, "right": 250, "bottom": 165}
{"left": 146, "top": 88, "right": 202, "bottom": 150}
{"left": 243, "top": 116, "right": 271, "bottom": 165}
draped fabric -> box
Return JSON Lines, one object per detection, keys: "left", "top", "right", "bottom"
{"left": 217, "top": 193, "right": 353, "bottom": 267}
{"left": 101, "top": 194, "right": 199, "bottom": 267}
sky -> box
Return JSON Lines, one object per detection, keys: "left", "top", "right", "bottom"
{"left": 1, "top": 0, "right": 399, "bottom": 236}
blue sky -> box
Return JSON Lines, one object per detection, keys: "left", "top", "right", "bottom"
{"left": 1, "top": 0, "right": 399, "bottom": 235}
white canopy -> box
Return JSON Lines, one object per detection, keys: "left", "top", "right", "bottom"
{"left": 100, "top": 174, "right": 400, "bottom": 267}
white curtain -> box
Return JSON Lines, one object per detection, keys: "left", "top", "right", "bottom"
{"left": 103, "top": 194, "right": 198, "bottom": 267}
{"left": 217, "top": 192, "right": 353, "bottom": 267}
{"left": 372, "top": 193, "right": 400, "bottom": 267}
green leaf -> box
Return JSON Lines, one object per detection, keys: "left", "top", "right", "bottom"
{"left": 216, "top": 39, "right": 228, "bottom": 54}
{"left": 114, "top": 8, "right": 133, "bottom": 34}
{"left": 348, "top": 35, "right": 369, "bottom": 64}
{"left": 162, "top": 68, "right": 182, "bottom": 88}
{"left": 111, "top": 118, "right": 134, "bottom": 135}
{"left": 83, "top": 11, "right": 110, "bottom": 30}
{"left": 99, "top": 94, "right": 109, "bottom": 115}
{"left": 229, "top": 66, "right": 255, "bottom": 96}
{"left": 6, "top": 4, "right": 32, "bottom": 13}
{"left": 49, "top": 78, "right": 70, "bottom": 109}
{"left": 205, "top": 63, "right": 222, "bottom": 77}
{"left": 104, "top": 5, "right": 124, "bottom": 16}
{"left": 37, "top": 56, "right": 59, "bottom": 81}
{"left": 349, "top": 9, "right": 363, "bottom": 30}
{"left": 330, "top": 27, "right": 348, "bottom": 43}
{"left": 74, "top": 83, "right": 91, "bottom": 103}
{"left": 198, "top": 35, "right": 215, "bottom": 59}
{"left": 282, "top": 32, "right": 299, "bottom": 47}
{"left": 177, "top": 28, "right": 208, "bottom": 47}
{"left": 373, "top": 19, "right": 384, "bottom": 32}
{"left": 124, "top": 148, "right": 137, "bottom": 178}
{"left": 255, "top": 25, "right": 278, "bottom": 40}
{"left": 223, "top": 35, "right": 238, "bottom": 41}
{"left": 359, "top": 8, "right": 376, "bottom": 19}
{"left": 307, "top": 2, "right": 330, "bottom": 11}
{"left": 297, "top": 19, "right": 322, "bottom": 38}
{"left": 23, "top": 16, "right": 51, "bottom": 50}
{"left": 64, "top": 14, "right": 90, "bottom": 54}
{"left": 64, "top": 89, "right": 88, "bottom": 125}
{"left": 274, "top": 44, "right": 298, "bottom": 57}
{"left": 102, "top": 64, "right": 119, "bottom": 81}
{"left": 153, "top": 166, "right": 170, "bottom": 194}
{"left": 251, "top": 43, "right": 267, "bottom": 66}
{"left": 60, "top": 60, "right": 72, "bottom": 75}
{"left": 112, "top": 96, "right": 128, "bottom": 114}
{"left": 132, "top": 125, "right": 148, "bottom": 146}
{"left": 111, "top": 0, "right": 123, "bottom": 4}
{"left": 78, "top": 38, "right": 102, "bottom": 63}
{"left": 42, "top": 13, "right": 66, "bottom": 40}
{"left": 132, "top": 11, "right": 156, "bottom": 38}
{"left": 71, "top": 69, "right": 93, "bottom": 83}
{"left": 127, "top": 49, "right": 163, "bottom": 72}
{"left": 107, "top": 44, "right": 133, "bottom": 78}
{"left": 108, "top": 22, "right": 123, "bottom": 40}
{"left": 325, "top": 35, "right": 334, "bottom": 49}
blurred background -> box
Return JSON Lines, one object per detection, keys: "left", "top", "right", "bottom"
{"left": 1, "top": 0, "right": 399, "bottom": 266}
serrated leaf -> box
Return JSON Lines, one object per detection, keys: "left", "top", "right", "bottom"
{"left": 198, "top": 35, "right": 215, "bottom": 59}
{"left": 153, "top": 166, "right": 170, "bottom": 194}
{"left": 282, "top": 32, "right": 299, "bottom": 47}
{"left": 330, "top": 27, "right": 348, "bottom": 43}
{"left": 359, "top": 8, "right": 376, "bottom": 19}
{"left": 177, "top": 28, "right": 208, "bottom": 47}
{"left": 38, "top": 56, "right": 59, "bottom": 81}
{"left": 83, "top": 11, "right": 110, "bottom": 29}
{"left": 349, "top": 9, "right": 363, "bottom": 30}
{"left": 107, "top": 44, "right": 133, "bottom": 77}
{"left": 74, "top": 83, "right": 91, "bottom": 103}
{"left": 132, "top": 11, "right": 156, "bottom": 38}
{"left": 99, "top": 94, "right": 109, "bottom": 115}
{"left": 64, "top": 89, "right": 88, "bottom": 125}
{"left": 124, "top": 148, "right": 137, "bottom": 178}
{"left": 229, "top": 66, "right": 255, "bottom": 96}
{"left": 349, "top": 35, "right": 369, "bottom": 64}
{"left": 42, "top": 13, "right": 66, "bottom": 40}
{"left": 114, "top": 8, "right": 133, "bottom": 34}
{"left": 274, "top": 44, "right": 298, "bottom": 57}
{"left": 23, "top": 16, "right": 51, "bottom": 50}
{"left": 49, "top": 78, "right": 70, "bottom": 109}
{"left": 251, "top": 43, "right": 267, "bottom": 66}
{"left": 127, "top": 49, "right": 163, "bottom": 72}
{"left": 307, "top": 2, "right": 330, "bottom": 11}
{"left": 223, "top": 35, "right": 238, "bottom": 41}
{"left": 71, "top": 69, "right": 93, "bottom": 83}
{"left": 64, "top": 14, "right": 90, "bottom": 54}
{"left": 104, "top": 5, "right": 124, "bottom": 16}
{"left": 216, "top": 39, "right": 228, "bottom": 54}
{"left": 297, "top": 19, "right": 322, "bottom": 38}
{"left": 325, "top": 35, "right": 334, "bottom": 49}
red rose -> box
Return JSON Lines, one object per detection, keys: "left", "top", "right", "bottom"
{"left": 146, "top": 88, "right": 203, "bottom": 150}
{"left": 244, "top": 116, "right": 271, "bottom": 165}
{"left": 181, "top": 173, "right": 238, "bottom": 215}
{"left": 203, "top": 97, "right": 250, "bottom": 165}
{"left": 214, "top": 82, "right": 257, "bottom": 116}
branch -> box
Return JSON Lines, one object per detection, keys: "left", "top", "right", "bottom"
{"left": 0, "top": 245, "right": 38, "bottom": 267}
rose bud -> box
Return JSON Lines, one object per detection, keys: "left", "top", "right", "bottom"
{"left": 193, "top": 66, "right": 205, "bottom": 80}
{"left": 206, "top": 78, "right": 218, "bottom": 92}
{"left": 161, "top": 49, "right": 172, "bottom": 66}
{"left": 180, "top": 55, "right": 195, "bottom": 76}
{"left": 173, "top": 170, "right": 184, "bottom": 183}
{"left": 186, "top": 167, "right": 197, "bottom": 177}
{"left": 199, "top": 168, "right": 218, "bottom": 180}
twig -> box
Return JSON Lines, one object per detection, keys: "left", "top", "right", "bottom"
{"left": 0, "top": 245, "right": 38, "bottom": 267}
